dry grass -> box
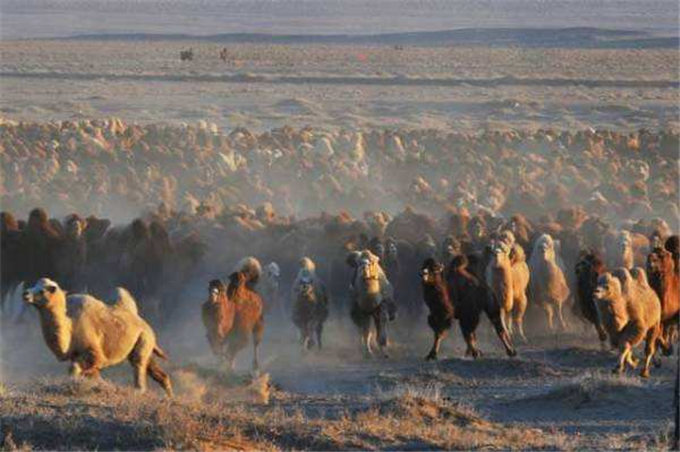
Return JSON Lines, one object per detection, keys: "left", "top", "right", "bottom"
{"left": 0, "top": 377, "right": 575, "bottom": 451}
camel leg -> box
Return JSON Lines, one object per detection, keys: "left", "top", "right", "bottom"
{"left": 641, "top": 326, "right": 660, "bottom": 378}
{"left": 224, "top": 333, "right": 249, "bottom": 372}
{"left": 557, "top": 302, "right": 569, "bottom": 332}
{"left": 351, "top": 303, "right": 372, "bottom": 358}
{"left": 69, "top": 362, "right": 82, "bottom": 378}
{"left": 595, "top": 323, "right": 608, "bottom": 343}
{"left": 316, "top": 321, "right": 324, "bottom": 350}
{"left": 426, "top": 329, "right": 446, "bottom": 361}
{"left": 544, "top": 304, "right": 555, "bottom": 331}
{"left": 487, "top": 311, "right": 516, "bottom": 357}
{"left": 363, "top": 327, "right": 373, "bottom": 358}
{"left": 614, "top": 343, "right": 632, "bottom": 375}
{"left": 463, "top": 330, "right": 481, "bottom": 359}
{"left": 660, "top": 323, "right": 675, "bottom": 356}
{"left": 375, "top": 308, "right": 389, "bottom": 358}
{"left": 148, "top": 357, "right": 173, "bottom": 397}
{"left": 79, "top": 349, "right": 104, "bottom": 380}
{"left": 504, "top": 311, "right": 514, "bottom": 337}
{"left": 252, "top": 316, "right": 264, "bottom": 373}
{"left": 129, "top": 333, "right": 156, "bottom": 393}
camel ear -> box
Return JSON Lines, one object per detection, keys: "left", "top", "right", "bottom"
{"left": 46, "top": 285, "right": 57, "bottom": 294}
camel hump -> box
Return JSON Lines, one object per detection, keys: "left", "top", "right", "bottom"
{"left": 112, "top": 287, "right": 139, "bottom": 316}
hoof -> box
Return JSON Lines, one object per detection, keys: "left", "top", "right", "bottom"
{"left": 425, "top": 352, "right": 437, "bottom": 361}
{"left": 640, "top": 369, "right": 650, "bottom": 378}
{"left": 612, "top": 366, "right": 623, "bottom": 375}
{"left": 663, "top": 344, "right": 674, "bottom": 357}
{"left": 653, "top": 357, "right": 662, "bottom": 368}
{"left": 507, "top": 348, "right": 518, "bottom": 358}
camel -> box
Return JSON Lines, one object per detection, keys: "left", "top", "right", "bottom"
{"left": 291, "top": 257, "right": 329, "bottom": 350}
{"left": 646, "top": 245, "right": 679, "bottom": 355}
{"left": 594, "top": 268, "right": 662, "bottom": 377}
{"left": 485, "top": 240, "right": 529, "bottom": 341}
{"left": 528, "top": 234, "right": 570, "bottom": 331}
{"left": 446, "top": 254, "right": 517, "bottom": 358}
{"left": 201, "top": 272, "right": 264, "bottom": 372}
{"left": 419, "top": 258, "right": 454, "bottom": 360}
{"left": 23, "top": 278, "right": 173, "bottom": 395}
{"left": 574, "top": 251, "right": 608, "bottom": 344}
{"left": 347, "top": 250, "right": 394, "bottom": 358}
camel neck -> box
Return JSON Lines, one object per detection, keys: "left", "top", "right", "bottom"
{"left": 37, "top": 303, "right": 72, "bottom": 360}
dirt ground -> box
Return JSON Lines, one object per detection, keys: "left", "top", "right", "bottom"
{"left": 1, "top": 40, "right": 678, "bottom": 132}
{"left": 1, "top": 303, "right": 677, "bottom": 450}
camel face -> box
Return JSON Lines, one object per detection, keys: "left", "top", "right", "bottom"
{"left": 358, "top": 259, "right": 374, "bottom": 281}
{"left": 208, "top": 279, "right": 226, "bottom": 303}
{"left": 23, "top": 278, "right": 60, "bottom": 307}
{"left": 420, "top": 262, "right": 443, "bottom": 286}
{"left": 265, "top": 262, "right": 280, "bottom": 280}
{"left": 491, "top": 241, "right": 511, "bottom": 261}
{"left": 386, "top": 241, "right": 398, "bottom": 259}
{"left": 534, "top": 234, "right": 554, "bottom": 253}
{"left": 647, "top": 248, "right": 670, "bottom": 275}
{"left": 499, "top": 230, "right": 515, "bottom": 248}
{"left": 617, "top": 231, "right": 632, "bottom": 251}
{"left": 594, "top": 273, "right": 621, "bottom": 301}
{"left": 298, "top": 278, "right": 315, "bottom": 300}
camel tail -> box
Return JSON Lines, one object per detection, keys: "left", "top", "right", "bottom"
{"left": 153, "top": 346, "right": 169, "bottom": 360}
{"left": 113, "top": 287, "right": 139, "bottom": 316}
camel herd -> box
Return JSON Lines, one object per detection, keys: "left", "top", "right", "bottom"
{"left": 1, "top": 119, "right": 678, "bottom": 393}
{"left": 3, "top": 200, "right": 678, "bottom": 393}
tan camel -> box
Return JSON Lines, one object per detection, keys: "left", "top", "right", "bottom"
{"left": 23, "top": 278, "right": 173, "bottom": 396}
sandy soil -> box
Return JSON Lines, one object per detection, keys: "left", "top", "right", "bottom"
{"left": 1, "top": 299, "right": 677, "bottom": 450}
{"left": 1, "top": 40, "right": 678, "bottom": 131}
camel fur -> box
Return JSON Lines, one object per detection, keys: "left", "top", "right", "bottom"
{"left": 23, "top": 278, "right": 172, "bottom": 395}
{"left": 593, "top": 268, "right": 662, "bottom": 378}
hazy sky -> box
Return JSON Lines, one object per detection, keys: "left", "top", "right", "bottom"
{"left": 1, "top": 0, "right": 678, "bottom": 39}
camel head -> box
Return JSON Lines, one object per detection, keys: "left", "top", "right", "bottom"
{"left": 490, "top": 240, "right": 511, "bottom": 262}
{"left": 357, "top": 250, "right": 381, "bottom": 282}
{"left": 298, "top": 257, "right": 315, "bottom": 274}
{"left": 441, "top": 236, "right": 461, "bottom": 259}
{"left": 534, "top": 234, "right": 555, "bottom": 259}
{"left": 28, "top": 208, "right": 49, "bottom": 231}
{"left": 23, "top": 278, "right": 65, "bottom": 309}
{"left": 265, "top": 262, "right": 281, "bottom": 280}
{"left": 385, "top": 237, "right": 398, "bottom": 259}
{"left": 593, "top": 273, "right": 622, "bottom": 301}
{"left": 296, "top": 270, "right": 315, "bottom": 299}
{"left": 369, "top": 237, "right": 385, "bottom": 260}
{"left": 469, "top": 217, "right": 486, "bottom": 241}
{"left": 576, "top": 252, "right": 604, "bottom": 282}
{"left": 647, "top": 248, "right": 672, "bottom": 276}
{"left": 499, "top": 230, "right": 516, "bottom": 248}
{"left": 617, "top": 230, "right": 632, "bottom": 252}
{"left": 208, "top": 279, "right": 227, "bottom": 303}
{"left": 227, "top": 271, "right": 247, "bottom": 299}
{"left": 65, "top": 214, "right": 86, "bottom": 239}
{"left": 420, "top": 258, "right": 444, "bottom": 286}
